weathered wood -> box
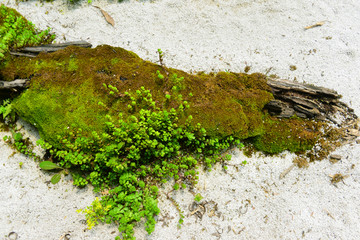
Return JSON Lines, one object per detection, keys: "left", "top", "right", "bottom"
{"left": 0, "top": 79, "right": 29, "bottom": 89}
{"left": 10, "top": 40, "right": 92, "bottom": 57}
{"left": 267, "top": 78, "right": 340, "bottom": 99}
{"left": 264, "top": 77, "right": 356, "bottom": 124}
{"left": 9, "top": 52, "right": 38, "bottom": 58}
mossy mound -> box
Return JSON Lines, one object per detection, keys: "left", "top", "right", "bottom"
{"left": 0, "top": 45, "right": 322, "bottom": 153}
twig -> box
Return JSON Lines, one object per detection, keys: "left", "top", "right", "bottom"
{"left": 324, "top": 209, "right": 335, "bottom": 220}
{"left": 279, "top": 164, "right": 295, "bottom": 179}
{"left": 304, "top": 21, "right": 325, "bottom": 30}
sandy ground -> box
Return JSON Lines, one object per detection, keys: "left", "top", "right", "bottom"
{"left": 1, "top": 0, "right": 360, "bottom": 239}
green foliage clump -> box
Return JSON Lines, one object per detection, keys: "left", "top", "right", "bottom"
{"left": 3, "top": 127, "right": 37, "bottom": 158}
{"left": 0, "top": 99, "right": 13, "bottom": 120}
{"left": 1, "top": 99, "right": 38, "bottom": 158}
{"left": 36, "top": 85, "right": 241, "bottom": 239}
{"left": 194, "top": 193, "right": 203, "bottom": 202}
{"left": 0, "top": 4, "right": 54, "bottom": 61}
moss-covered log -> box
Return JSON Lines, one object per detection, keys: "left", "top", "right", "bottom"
{"left": 0, "top": 43, "right": 356, "bottom": 154}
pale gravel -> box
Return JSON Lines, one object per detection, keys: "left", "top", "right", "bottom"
{"left": 0, "top": 0, "right": 360, "bottom": 239}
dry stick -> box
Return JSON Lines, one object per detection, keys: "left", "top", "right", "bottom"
{"left": 304, "top": 21, "right": 325, "bottom": 30}
{"left": 279, "top": 164, "right": 296, "bottom": 179}
{"left": 324, "top": 209, "right": 335, "bottom": 220}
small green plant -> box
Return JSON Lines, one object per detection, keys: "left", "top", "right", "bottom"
{"left": 39, "top": 160, "right": 66, "bottom": 184}
{"left": 19, "top": 161, "right": 23, "bottom": 168}
{"left": 156, "top": 70, "right": 164, "bottom": 80}
{"left": 13, "top": 132, "right": 32, "bottom": 157}
{"left": 4, "top": 130, "right": 38, "bottom": 158}
{"left": 35, "top": 85, "right": 241, "bottom": 239}
{"left": 77, "top": 197, "right": 111, "bottom": 230}
{"left": 0, "top": 4, "right": 54, "bottom": 61}
{"left": 170, "top": 74, "right": 185, "bottom": 92}
{"left": 194, "top": 193, "right": 203, "bottom": 202}
{"left": 157, "top": 48, "right": 164, "bottom": 66}
{"left": 0, "top": 99, "right": 13, "bottom": 121}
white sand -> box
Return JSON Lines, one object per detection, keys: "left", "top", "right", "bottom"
{"left": 1, "top": 0, "right": 360, "bottom": 239}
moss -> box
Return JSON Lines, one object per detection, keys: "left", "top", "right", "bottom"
{"left": 0, "top": 45, "right": 328, "bottom": 153}
{"left": 252, "top": 115, "right": 323, "bottom": 154}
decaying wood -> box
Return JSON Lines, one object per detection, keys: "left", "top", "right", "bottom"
{"left": 0, "top": 79, "right": 29, "bottom": 89}
{"left": 9, "top": 52, "right": 39, "bottom": 58}
{"left": 279, "top": 164, "right": 296, "bottom": 179}
{"left": 10, "top": 40, "right": 92, "bottom": 57}
{"left": 264, "top": 78, "right": 357, "bottom": 124}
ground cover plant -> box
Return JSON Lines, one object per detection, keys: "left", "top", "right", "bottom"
{"left": 0, "top": 4, "right": 54, "bottom": 62}
{"left": 0, "top": 4, "right": 337, "bottom": 240}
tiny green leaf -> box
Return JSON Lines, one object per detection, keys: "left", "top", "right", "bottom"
{"left": 13, "top": 132, "right": 23, "bottom": 142}
{"left": 51, "top": 173, "right": 61, "bottom": 184}
{"left": 194, "top": 193, "right": 203, "bottom": 202}
{"left": 39, "top": 161, "right": 63, "bottom": 170}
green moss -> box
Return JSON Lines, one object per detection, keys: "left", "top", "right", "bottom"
{"left": 253, "top": 115, "right": 323, "bottom": 154}
{"left": 1, "top": 45, "right": 289, "bottom": 151}
{"left": 67, "top": 56, "right": 79, "bottom": 72}
{"left": 111, "top": 58, "right": 120, "bottom": 65}
{"left": 0, "top": 42, "right": 330, "bottom": 156}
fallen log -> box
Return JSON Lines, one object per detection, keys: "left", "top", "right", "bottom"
{"left": 1, "top": 43, "right": 358, "bottom": 156}
{"left": 3, "top": 41, "right": 357, "bottom": 127}
{"left": 10, "top": 40, "right": 92, "bottom": 57}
